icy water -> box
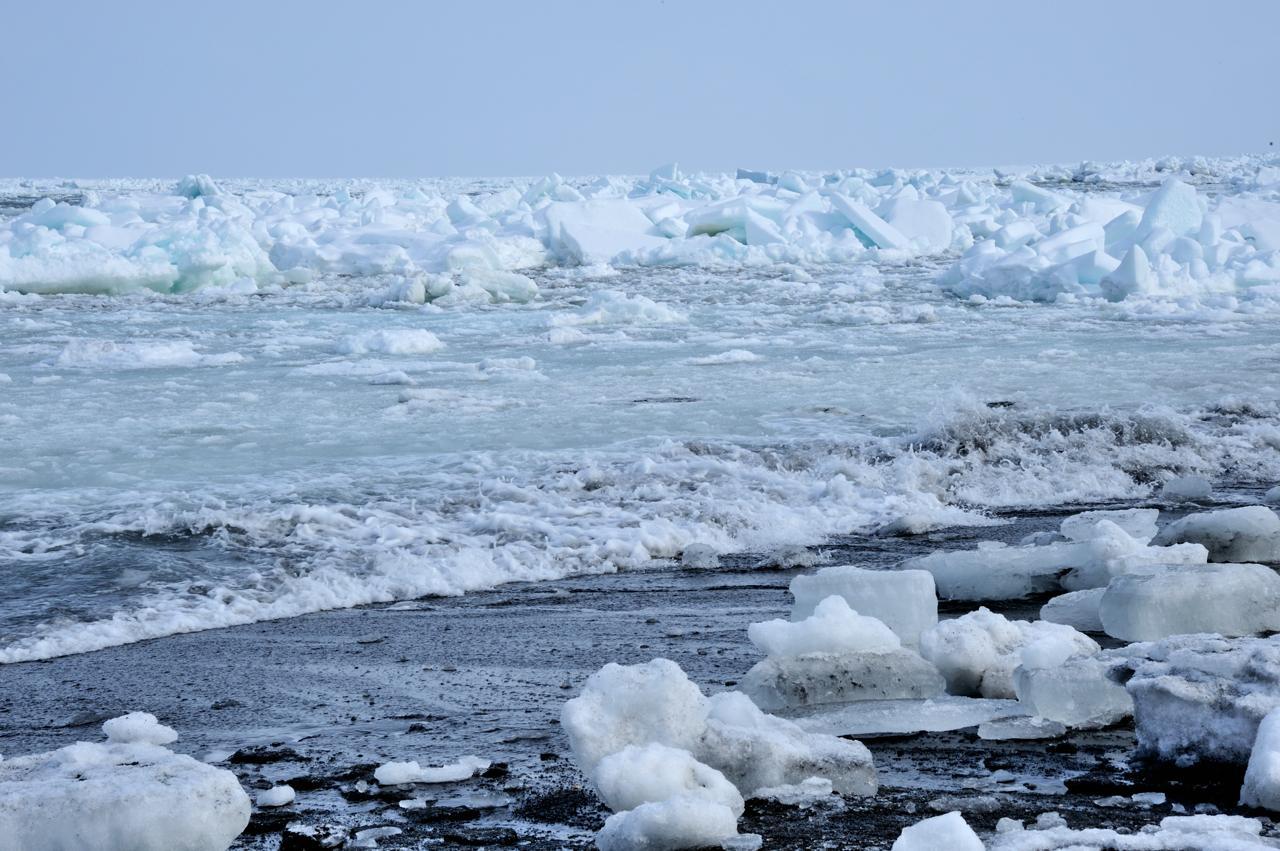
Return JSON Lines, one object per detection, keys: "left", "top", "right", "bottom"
{"left": 3, "top": 235, "right": 1280, "bottom": 662}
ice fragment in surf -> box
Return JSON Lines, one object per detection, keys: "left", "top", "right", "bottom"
{"left": 1242, "top": 708, "right": 1280, "bottom": 811}
{"left": 1151, "top": 506, "right": 1280, "bottom": 563}
{"left": 1159, "top": 475, "right": 1213, "bottom": 501}
{"left": 373, "top": 755, "right": 489, "bottom": 785}
{"left": 788, "top": 566, "right": 937, "bottom": 647}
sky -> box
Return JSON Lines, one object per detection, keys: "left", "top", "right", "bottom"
{"left": 3, "top": 0, "right": 1277, "bottom": 177}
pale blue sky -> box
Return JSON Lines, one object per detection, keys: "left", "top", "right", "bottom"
{"left": 3, "top": 0, "right": 1277, "bottom": 176}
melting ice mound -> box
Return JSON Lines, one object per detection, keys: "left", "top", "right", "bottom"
{"left": 3, "top": 152, "right": 1280, "bottom": 308}
{"left": 0, "top": 713, "right": 250, "bottom": 851}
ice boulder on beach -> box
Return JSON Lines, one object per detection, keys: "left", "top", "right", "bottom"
{"left": 595, "top": 794, "right": 742, "bottom": 851}
{"left": 1098, "top": 562, "right": 1280, "bottom": 642}
{"left": 699, "top": 690, "right": 877, "bottom": 798}
{"left": 893, "top": 811, "right": 983, "bottom": 851}
{"left": 562, "top": 659, "right": 877, "bottom": 800}
{"left": 741, "top": 596, "right": 945, "bottom": 709}
{"left": 1241, "top": 709, "right": 1280, "bottom": 811}
{"left": 920, "top": 608, "right": 1098, "bottom": 699}
{"left": 373, "top": 755, "right": 490, "bottom": 785}
{"left": 0, "top": 714, "right": 250, "bottom": 851}
{"left": 1111, "top": 634, "right": 1280, "bottom": 765}
{"left": 1013, "top": 651, "right": 1133, "bottom": 729}
{"left": 1151, "top": 506, "right": 1280, "bottom": 563}
{"left": 593, "top": 744, "right": 743, "bottom": 816}
{"left": 1039, "top": 588, "right": 1106, "bottom": 633}
{"left": 788, "top": 566, "right": 937, "bottom": 647}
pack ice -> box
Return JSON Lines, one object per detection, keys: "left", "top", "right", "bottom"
{"left": 0, "top": 713, "right": 250, "bottom": 851}
{"left": 3, "top": 153, "right": 1278, "bottom": 310}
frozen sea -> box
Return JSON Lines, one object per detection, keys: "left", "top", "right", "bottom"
{"left": 2, "top": 162, "right": 1280, "bottom": 664}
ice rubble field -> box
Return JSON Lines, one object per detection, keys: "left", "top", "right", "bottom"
{"left": 4, "top": 154, "right": 1280, "bottom": 664}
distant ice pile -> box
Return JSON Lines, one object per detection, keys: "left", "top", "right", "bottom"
{"left": 0, "top": 712, "right": 249, "bottom": 851}
{"left": 4, "top": 153, "right": 1280, "bottom": 310}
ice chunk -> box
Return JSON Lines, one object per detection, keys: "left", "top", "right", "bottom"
{"left": 542, "top": 200, "right": 667, "bottom": 265}
{"left": 741, "top": 647, "right": 945, "bottom": 710}
{"left": 1160, "top": 475, "right": 1213, "bottom": 501}
{"left": 793, "top": 696, "right": 1025, "bottom": 738}
{"left": 593, "top": 744, "right": 743, "bottom": 816}
{"left": 881, "top": 199, "right": 953, "bottom": 252}
{"left": 563, "top": 660, "right": 877, "bottom": 800}
{"left": 337, "top": 329, "right": 444, "bottom": 356}
{"left": 1136, "top": 178, "right": 1204, "bottom": 241}
{"left": 562, "top": 659, "right": 709, "bottom": 775}
{"left": 1040, "top": 588, "right": 1105, "bottom": 633}
{"left": 1151, "top": 506, "right": 1280, "bottom": 563}
{"left": 373, "top": 755, "right": 489, "bottom": 785}
{"left": 256, "top": 785, "right": 295, "bottom": 808}
{"left": 753, "top": 777, "right": 834, "bottom": 808}
{"left": 1265, "top": 487, "right": 1280, "bottom": 506}
{"left": 1101, "top": 245, "right": 1155, "bottom": 301}
{"left": 978, "top": 715, "right": 1068, "bottom": 741}
{"left": 1010, "top": 180, "right": 1068, "bottom": 212}
{"left": 102, "top": 712, "right": 178, "bottom": 746}
{"left": 1013, "top": 653, "right": 1132, "bottom": 728}
{"left": 700, "top": 691, "right": 876, "bottom": 797}
{"left": 595, "top": 795, "right": 741, "bottom": 851}
{"left": 175, "top": 174, "right": 223, "bottom": 198}
{"left": 920, "top": 608, "right": 1098, "bottom": 698}
{"left": 903, "top": 542, "right": 1067, "bottom": 600}
{"left": 1113, "top": 634, "right": 1280, "bottom": 765}
{"left": 893, "top": 811, "right": 983, "bottom": 851}
{"left": 828, "top": 194, "right": 910, "bottom": 250}
{"left": 1060, "top": 509, "right": 1159, "bottom": 544}
{"left": 0, "top": 725, "right": 250, "bottom": 851}
{"left": 986, "top": 813, "right": 1269, "bottom": 849}
{"left": 748, "top": 596, "right": 901, "bottom": 657}
{"left": 1099, "top": 563, "right": 1280, "bottom": 641}
{"left": 1241, "top": 709, "right": 1280, "bottom": 811}
{"left": 788, "top": 567, "right": 938, "bottom": 647}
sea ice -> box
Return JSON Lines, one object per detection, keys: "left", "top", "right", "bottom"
{"left": 1098, "top": 562, "right": 1280, "bottom": 641}
{"left": 0, "top": 715, "right": 250, "bottom": 851}
{"left": 988, "top": 813, "right": 1271, "bottom": 849}
{"left": 893, "top": 811, "right": 983, "bottom": 851}
{"left": 373, "top": 755, "right": 490, "bottom": 785}
{"left": 256, "top": 785, "right": 295, "bottom": 808}
{"left": 788, "top": 566, "right": 938, "bottom": 647}
{"left": 562, "top": 659, "right": 877, "bottom": 800}
{"left": 595, "top": 795, "right": 741, "bottom": 851}
{"left": 1013, "top": 653, "right": 1133, "bottom": 728}
{"left": 1160, "top": 475, "right": 1213, "bottom": 502}
{"left": 1039, "top": 588, "right": 1105, "bottom": 633}
{"left": 742, "top": 596, "right": 944, "bottom": 709}
{"left": 792, "top": 696, "right": 1025, "bottom": 738}
{"left": 920, "top": 608, "right": 1097, "bottom": 699}
{"left": 1112, "top": 635, "right": 1280, "bottom": 765}
{"left": 1151, "top": 506, "right": 1280, "bottom": 563}
{"left": 592, "top": 744, "right": 743, "bottom": 817}
{"left": 1241, "top": 709, "right": 1280, "bottom": 811}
